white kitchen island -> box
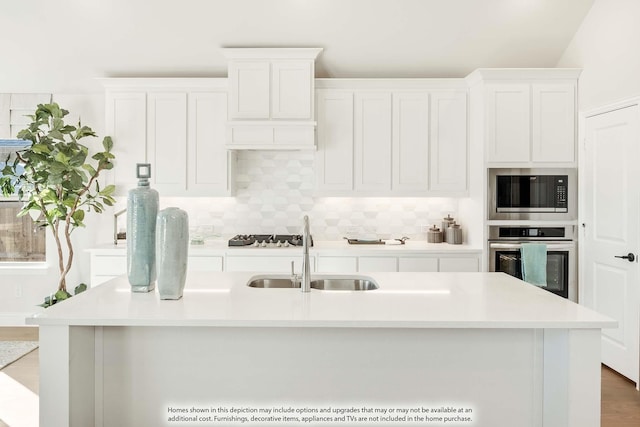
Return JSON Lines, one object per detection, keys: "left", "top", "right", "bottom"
{"left": 29, "top": 272, "right": 614, "bottom": 427}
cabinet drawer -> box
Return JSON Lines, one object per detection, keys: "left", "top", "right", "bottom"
{"left": 226, "top": 256, "right": 315, "bottom": 273}
{"left": 228, "top": 126, "right": 273, "bottom": 145}
{"left": 317, "top": 256, "right": 358, "bottom": 273}
{"left": 188, "top": 256, "right": 223, "bottom": 272}
{"left": 439, "top": 257, "right": 479, "bottom": 272}
{"left": 358, "top": 257, "right": 398, "bottom": 272}
{"left": 91, "top": 255, "right": 127, "bottom": 276}
{"left": 398, "top": 257, "right": 438, "bottom": 272}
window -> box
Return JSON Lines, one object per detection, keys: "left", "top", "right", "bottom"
{"left": 0, "top": 201, "right": 45, "bottom": 262}
{"left": 0, "top": 94, "right": 51, "bottom": 264}
{"left": 1, "top": 144, "right": 47, "bottom": 262}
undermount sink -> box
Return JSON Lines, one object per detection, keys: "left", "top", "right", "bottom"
{"left": 247, "top": 277, "right": 299, "bottom": 288}
{"left": 247, "top": 275, "right": 379, "bottom": 291}
{"left": 310, "top": 278, "right": 378, "bottom": 291}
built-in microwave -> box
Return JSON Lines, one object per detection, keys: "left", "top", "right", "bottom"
{"left": 488, "top": 168, "right": 577, "bottom": 221}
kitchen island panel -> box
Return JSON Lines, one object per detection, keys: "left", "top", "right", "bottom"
{"left": 97, "top": 326, "right": 542, "bottom": 427}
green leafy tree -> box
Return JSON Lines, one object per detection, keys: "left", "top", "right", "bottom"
{"left": 0, "top": 103, "right": 115, "bottom": 304}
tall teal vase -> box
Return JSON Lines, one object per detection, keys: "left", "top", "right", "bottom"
{"left": 156, "top": 207, "right": 189, "bottom": 300}
{"left": 127, "top": 164, "right": 159, "bottom": 292}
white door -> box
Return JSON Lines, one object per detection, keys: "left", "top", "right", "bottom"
{"left": 583, "top": 104, "right": 640, "bottom": 384}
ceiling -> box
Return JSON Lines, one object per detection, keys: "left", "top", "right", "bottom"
{"left": 0, "top": 0, "right": 595, "bottom": 91}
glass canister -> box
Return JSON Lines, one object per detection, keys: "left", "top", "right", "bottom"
{"left": 427, "top": 224, "right": 443, "bottom": 243}
{"left": 127, "top": 163, "right": 159, "bottom": 292}
{"left": 446, "top": 222, "right": 463, "bottom": 245}
{"left": 441, "top": 214, "right": 455, "bottom": 242}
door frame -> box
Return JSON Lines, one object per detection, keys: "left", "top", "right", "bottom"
{"left": 579, "top": 96, "right": 640, "bottom": 388}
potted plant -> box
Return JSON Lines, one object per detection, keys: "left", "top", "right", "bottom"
{"left": 0, "top": 103, "right": 116, "bottom": 306}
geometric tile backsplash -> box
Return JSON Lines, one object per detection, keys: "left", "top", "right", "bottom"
{"left": 155, "top": 150, "right": 459, "bottom": 241}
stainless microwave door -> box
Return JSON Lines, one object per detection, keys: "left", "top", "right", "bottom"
{"left": 488, "top": 168, "right": 577, "bottom": 221}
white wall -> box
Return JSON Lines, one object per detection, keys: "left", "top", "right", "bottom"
{"left": 556, "top": 0, "right": 640, "bottom": 111}
{"left": 0, "top": 0, "right": 591, "bottom": 92}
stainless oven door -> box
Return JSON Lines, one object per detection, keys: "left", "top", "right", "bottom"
{"left": 488, "top": 241, "right": 577, "bottom": 302}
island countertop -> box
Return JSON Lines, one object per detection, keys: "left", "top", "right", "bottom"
{"left": 27, "top": 271, "right": 615, "bottom": 329}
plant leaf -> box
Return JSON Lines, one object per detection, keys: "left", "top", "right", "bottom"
{"left": 74, "top": 283, "right": 87, "bottom": 295}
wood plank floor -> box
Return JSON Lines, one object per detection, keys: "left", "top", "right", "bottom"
{"left": 1, "top": 328, "right": 639, "bottom": 426}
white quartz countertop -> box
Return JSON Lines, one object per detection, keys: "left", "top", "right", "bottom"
{"left": 28, "top": 272, "right": 615, "bottom": 329}
{"left": 87, "top": 240, "right": 483, "bottom": 256}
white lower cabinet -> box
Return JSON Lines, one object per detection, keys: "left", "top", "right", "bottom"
{"left": 358, "top": 257, "right": 398, "bottom": 272}
{"left": 89, "top": 253, "right": 224, "bottom": 287}
{"left": 398, "top": 257, "right": 439, "bottom": 272}
{"left": 90, "top": 255, "right": 128, "bottom": 287}
{"left": 438, "top": 256, "right": 480, "bottom": 272}
{"left": 317, "top": 256, "right": 358, "bottom": 273}
{"left": 225, "top": 255, "right": 316, "bottom": 273}
{"left": 188, "top": 256, "right": 224, "bottom": 272}
{"left": 89, "top": 251, "right": 481, "bottom": 286}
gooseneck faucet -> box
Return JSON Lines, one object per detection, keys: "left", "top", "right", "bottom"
{"left": 301, "top": 215, "right": 311, "bottom": 292}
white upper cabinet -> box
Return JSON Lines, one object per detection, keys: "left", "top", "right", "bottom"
{"left": 532, "top": 83, "right": 576, "bottom": 163}
{"left": 104, "top": 91, "right": 147, "bottom": 194}
{"left": 224, "top": 48, "right": 322, "bottom": 150}
{"left": 146, "top": 92, "right": 188, "bottom": 194}
{"left": 271, "top": 60, "right": 314, "bottom": 119}
{"left": 469, "top": 69, "right": 581, "bottom": 166}
{"left": 392, "top": 92, "right": 429, "bottom": 192}
{"left": 354, "top": 92, "right": 393, "bottom": 192}
{"left": 314, "top": 80, "right": 469, "bottom": 196}
{"left": 316, "top": 90, "right": 354, "bottom": 191}
{"left": 485, "top": 83, "right": 531, "bottom": 163}
{"left": 103, "top": 78, "right": 234, "bottom": 197}
{"left": 430, "top": 91, "right": 468, "bottom": 192}
{"left": 228, "top": 61, "right": 270, "bottom": 119}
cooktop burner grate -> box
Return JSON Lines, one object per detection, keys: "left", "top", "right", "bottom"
{"left": 228, "top": 234, "right": 313, "bottom": 247}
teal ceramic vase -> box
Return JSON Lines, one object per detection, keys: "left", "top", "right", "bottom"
{"left": 127, "top": 164, "right": 159, "bottom": 292}
{"left": 156, "top": 207, "right": 189, "bottom": 300}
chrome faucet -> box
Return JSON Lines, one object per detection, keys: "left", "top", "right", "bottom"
{"left": 301, "top": 215, "right": 311, "bottom": 292}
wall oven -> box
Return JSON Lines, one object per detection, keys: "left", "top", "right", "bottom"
{"left": 488, "top": 168, "right": 577, "bottom": 221}
{"left": 488, "top": 225, "right": 577, "bottom": 301}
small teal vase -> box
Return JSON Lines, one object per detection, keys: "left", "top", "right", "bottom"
{"left": 127, "top": 164, "right": 159, "bottom": 292}
{"left": 156, "top": 207, "right": 189, "bottom": 300}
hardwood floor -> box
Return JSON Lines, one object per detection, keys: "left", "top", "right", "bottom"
{"left": 1, "top": 327, "right": 639, "bottom": 426}
{"left": 601, "top": 364, "right": 640, "bottom": 427}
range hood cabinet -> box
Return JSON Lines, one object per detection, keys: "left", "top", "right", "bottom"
{"left": 223, "top": 48, "right": 322, "bottom": 150}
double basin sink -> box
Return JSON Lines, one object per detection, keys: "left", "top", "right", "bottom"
{"left": 248, "top": 275, "right": 379, "bottom": 291}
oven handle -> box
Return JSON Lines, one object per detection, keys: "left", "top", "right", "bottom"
{"left": 489, "top": 242, "right": 575, "bottom": 250}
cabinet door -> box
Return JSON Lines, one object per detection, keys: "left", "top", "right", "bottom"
{"left": 226, "top": 256, "right": 315, "bottom": 273}
{"left": 392, "top": 92, "right": 429, "bottom": 192}
{"left": 398, "top": 257, "right": 438, "bottom": 272}
{"left": 358, "top": 257, "right": 397, "bottom": 272}
{"left": 188, "top": 91, "right": 233, "bottom": 195}
{"left": 354, "top": 93, "right": 392, "bottom": 192}
{"left": 317, "top": 256, "right": 358, "bottom": 273}
{"left": 105, "top": 92, "right": 147, "bottom": 195}
{"left": 229, "top": 61, "right": 270, "bottom": 119}
{"left": 271, "top": 60, "right": 313, "bottom": 119}
{"left": 439, "top": 257, "right": 479, "bottom": 272}
{"left": 532, "top": 83, "right": 576, "bottom": 163}
{"left": 430, "top": 91, "right": 468, "bottom": 192}
{"left": 188, "top": 256, "right": 223, "bottom": 272}
{"left": 486, "top": 84, "right": 531, "bottom": 163}
{"left": 315, "top": 91, "right": 354, "bottom": 192}
{"left": 147, "top": 92, "right": 187, "bottom": 194}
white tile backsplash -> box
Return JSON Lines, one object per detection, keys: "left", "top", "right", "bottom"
{"left": 120, "top": 151, "right": 459, "bottom": 241}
